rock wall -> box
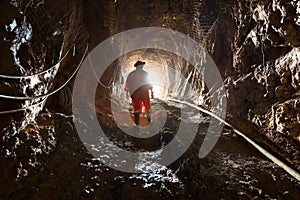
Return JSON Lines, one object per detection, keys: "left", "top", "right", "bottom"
{"left": 205, "top": 0, "right": 299, "bottom": 147}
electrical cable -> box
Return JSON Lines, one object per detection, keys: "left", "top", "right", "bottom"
{"left": 0, "top": 44, "right": 88, "bottom": 114}
{"left": 168, "top": 98, "right": 300, "bottom": 182}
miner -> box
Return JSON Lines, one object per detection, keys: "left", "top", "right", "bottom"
{"left": 124, "top": 61, "right": 154, "bottom": 125}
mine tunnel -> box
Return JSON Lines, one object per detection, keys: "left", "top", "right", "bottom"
{"left": 0, "top": 0, "right": 300, "bottom": 199}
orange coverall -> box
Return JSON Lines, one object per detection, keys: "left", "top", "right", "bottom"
{"left": 124, "top": 68, "right": 153, "bottom": 114}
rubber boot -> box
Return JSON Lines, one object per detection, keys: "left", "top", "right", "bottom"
{"left": 147, "top": 110, "right": 151, "bottom": 124}
{"left": 134, "top": 113, "right": 140, "bottom": 126}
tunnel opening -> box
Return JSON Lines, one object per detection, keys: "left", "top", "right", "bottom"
{"left": 105, "top": 48, "right": 209, "bottom": 107}
{"left": 112, "top": 50, "right": 171, "bottom": 99}
{"left": 94, "top": 46, "right": 213, "bottom": 132}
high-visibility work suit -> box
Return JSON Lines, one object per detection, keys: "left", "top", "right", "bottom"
{"left": 124, "top": 67, "right": 153, "bottom": 125}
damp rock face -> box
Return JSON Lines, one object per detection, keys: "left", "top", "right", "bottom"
{"left": 204, "top": 0, "right": 300, "bottom": 145}
{"left": 266, "top": 99, "right": 300, "bottom": 140}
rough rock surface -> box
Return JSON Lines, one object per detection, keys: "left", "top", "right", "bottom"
{"left": 204, "top": 0, "right": 300, "bottom": 157}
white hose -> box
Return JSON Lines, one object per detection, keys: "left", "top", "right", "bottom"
{"left": 167, "top": 98, "right": 300, "bottom": 182}
{"left": 0, "top": 45, "right": 88, "bottom": 101}
{"left": 0, "top": 45, "right": 88, "bottom": 114}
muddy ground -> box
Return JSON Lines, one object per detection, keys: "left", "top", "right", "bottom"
{"left": 0, "top": 99, "right": 299, "bottom": 199}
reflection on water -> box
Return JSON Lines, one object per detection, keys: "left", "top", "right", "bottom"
{"left": 0, "top": 101, "right": 300, "bottom": 199}
{"left": 80, "top": 156, "right": 184, "bottom": 195}
{"left": 130, "top": 163, "right": 182, "bottom": 189}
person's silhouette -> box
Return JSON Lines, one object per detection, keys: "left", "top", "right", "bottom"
{"left": 124, "top": 61, "right": 154, "bottom": 125}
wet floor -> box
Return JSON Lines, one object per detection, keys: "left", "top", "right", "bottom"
{"left": 0, "top": 99, "right": 300, "bottom": 199}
